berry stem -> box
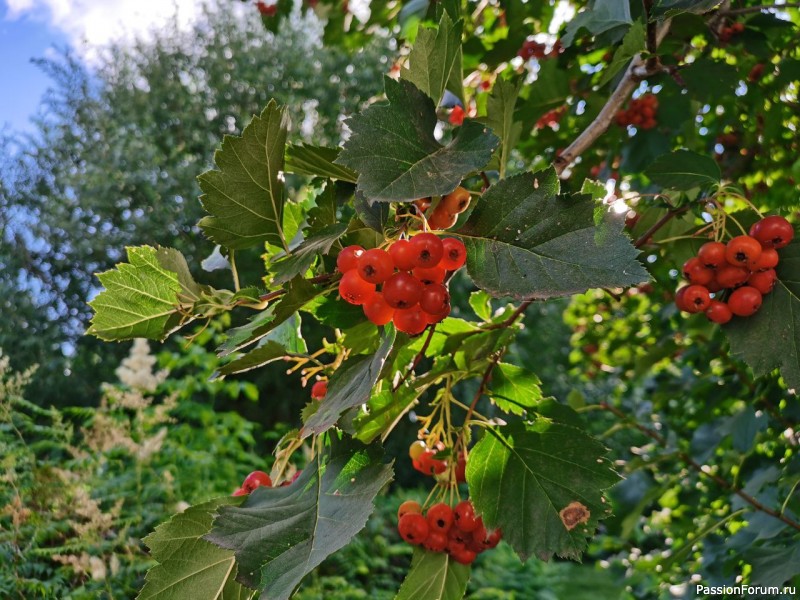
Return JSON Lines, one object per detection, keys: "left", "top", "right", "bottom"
{"left": 633, "top": 205, "right": 691, "bottom": 248}
{"left": 393, "top": 324, "right": 437, "bottom": 391}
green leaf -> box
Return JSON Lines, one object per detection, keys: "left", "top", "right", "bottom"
{"left": 270, "top": 223, "right": 348, "bottom": 285}
{"left": 680, "top": 59, "right": 739, "bottom": 101}
{"left": 746, "top": 544, "right": 800, "bottom": 587}
{"left": 654, "top": 0, "right": 722, "bottom": 17}
{"left": 466, "top": 421, "right": 620, "bottom": 561}
{"left": 645, "top": 150, "right": 721, "bottom": 190}
{"left": 285, "top": 144, "right": 357, "bottom": 182}
{"left": 218, "top": 278, "right": 322, "bottom": 357}
{"left": 401, "top": 12, "right": 464, "bottom": 105}
{"left": 468, "top": 290, "right": 493, "bottom": 321}
{"left": 302, "top": 327, "right": 396, "bottom": 437}
{"left": 483, "top": 78, "right": 522, "bottom": 177}
{"left": 489, "top": 363, "right": 543, "bottom": 416}
{"left": 336, "top": 77, "right": 499, "bottom": 202}
{"left": 198, "top": 100, "right": 289, "bottom": 250}
{"left": 456, "top": 168, "right": 649, "bottom": 300}
{"left": 139, "top": 496, "right": 252, "bottom": 600}
{"left": 522, "top": 60, "right": 570, "bottom": 115}
{"left": 355, "top": 191, "right": 390, "bottom": 233}
{"left": 562, "top": 0, "right": 632, "bottom": 47}
{"left": 205, "top": 436, "right": 394, "bottom": 598}
{"left": 725, "top": 239, "right": 800, "bottom": 391}
{"left": 88, "top": 246, "right": 191, "bottom": 342}
{"left": 598, "top": 21, "right": 646, "bottom": 86}
{"left": 394, "top": 548, "right": 471, "bottom": 600}
{"left": 216, "top": 315, "right": 307, "bottom": 377}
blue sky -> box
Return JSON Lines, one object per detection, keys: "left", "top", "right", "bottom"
{"left": 0, "top": 3, "right": 67, "bottom": 133}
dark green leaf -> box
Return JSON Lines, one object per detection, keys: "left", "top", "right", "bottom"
{"left": 466, "top": 421, "right": 620, "bottom": 561}
{"left": 139, "top": 496, "right": 251, "bottom": 600}
{"left": 654, "top": 0, "right": 722, "bottom": 17}
{"left": 270, "top": 223, "right": 348, "bottom": 285}
{"left": 198, "top": 100, "right": 289, "bottom": 250}
{"left": 598, "top": 21, "right": 646, "bottom": 86}
{"left": 400, "top": 12, "right": 464, "bottom": 105}
{"left": 746, "top": 544, "right": 800, "bottom": 587}
{"left": 336, "top": 77, "right": 499, "bottom": 202}
{"left": 645, "top": 150, "right": 721, "bottom": 190}
{"left": 681, "top": 59, "right": 739, "bottom": 101}
{"left": 562, "top": 0, "right": 632, "bottom": 47}
{"left": 725, "top": 239, "right": 800, "bottom": 391}
{"left": 205, "top": 436, "right": 393, "bottom": 598}
{"left": 216, "top": 315, "right": 307, "bottom": 377}
{"left": 394, "top": 548, "right": 471, "bottom": 600}
{"left": 285, "top": 144, "right": 357, "bottom": 182}
{"left": 457, "top": 168, "right": 650, "bottom": 300}
{"left": 482, "top": 78, "right": 522, "bottom": 177}
{"left": 302, "top": 327, "right": 396, "bottom": 437}
{"left": 355, "top": 191, "right": 390, "bottom": 233}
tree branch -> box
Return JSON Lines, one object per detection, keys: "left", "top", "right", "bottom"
{"left": 642, "top": 0, "right": 659, "bottom": 70}
{"left": 720, "top": 3, "right": 800, "bottom": 16}
{"left": 599, "top": 401, "right": 800, "bottom": 532}
{"left": 554, "top": 21, "right": 672, "bottom": 177}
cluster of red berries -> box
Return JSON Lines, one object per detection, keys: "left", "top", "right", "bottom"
{"left": 675, "top": 216, "right": 794, "bottom": 323}
{"left": 615, "top": 94, "right": 658, "bottom": 130}
{"left": 517, "top": 39, "right": 561, "bottom": 60}
{"left": 337, "top": 232, "right": 467, "bottom": 334}
{"left": 232, "top": 470, "right": 272, "bottom": 496}
{"left": 719, "top": 21, "right": 745, "bottom": 43}
{"left": 397, "top": 499, "right": 501, "bottom": 565}
{"left": 255, "top": 1, "right": 277, "bottom": 16}
{"left": 536, "top": 105, "right": 568, "bottom": 130}
{"left": 409, "top": 440, "right": 466, "bottom": 481}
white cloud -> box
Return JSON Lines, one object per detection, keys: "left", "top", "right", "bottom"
{"left": 4, "top": 0, "right": 232, "bottom": 59}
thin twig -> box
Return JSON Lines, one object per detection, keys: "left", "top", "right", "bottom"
{"left": 554, "top": 21, "right": 672, "bottom": 176}
{"left": 485, "top": 299, "right": 533, "bottom": 330}
{"left": 642, "top": 0, "right": 659, "bottom": 70}
{"left": 599, "top": 401, "right": 800, "bottom": 532}
{"left": 720, "top": 3, "right": 800, "bottom": 16}
{"left": 393, "top": 325, "right": 437, "bottom": 391}
{"left": 634, "top": 205, "right": 691, "bottom": 248}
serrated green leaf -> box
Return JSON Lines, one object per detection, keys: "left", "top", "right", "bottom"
{"left": 218, "top": 278, "right": 322, "bottom": 357}
{"left": 654, "top": 0, "right": 722, "bottom": 17}
{"left": 401, "top": 12, "right": 463, "bottom": 105}
{"left": 138, "top": 496, "right": 252, "bottom": 600}
{"left": 270, "top": 223, "right": 348, "bottom": 286}
{"left": 466, "top": 421, "right": 620, "bottom": 561}
{"left": 725, "top": 239, "right": 800, "bottom": 391}
{"left": 354, "top": 384, "right": 421, "bottom": 444}
{"left": 88, "top": 246, "right": 189, "bottom": 342}
{"left": 645, "top": 150, "right": 721, "bottom": 190}
{"left": 489, "top": 363, "right": 543, "bottom": 416}
{"left": 285, "top": 144, "right": 357, "bottom": 182}
{"left": 302, "top": 327, "right": 396, "bottom": 437}
{"left": 336, "top": 77, "right": 499, "bottom": 202}
{"left": 198, "top": 100, "right": 289, "bottom": 250}
{"left": 483, "top": 78, "right": 522, "bottom": 177}
{"left": 216, "top": 315, "right": 307, "bottom": 377}
{"left": 205, "top": 436, "right": 393, "bottom": 598}
{"left": 562, "top": 0, "right": 632, "bottom": 47}
{"left": 680, "top": 59, "right": 739, "bottom": 100}
{"left": 456, "top": 168, "right": 649, "bottom": 300}
{"left": 468, "top": 290, "right": 493, "bottom": 321}
{"left": 599, "top": 21, "right": 646, "bottom": 86}
{"left": 394, "top": 548, "right": 470, "bottom": 600}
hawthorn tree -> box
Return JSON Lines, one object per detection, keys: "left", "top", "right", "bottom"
{"left": 87, "top": 1, "right": 800, "bottom": 598}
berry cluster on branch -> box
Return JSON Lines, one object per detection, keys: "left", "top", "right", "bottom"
{"left": 615, "top": 94, "right": 658, "bottom": 130}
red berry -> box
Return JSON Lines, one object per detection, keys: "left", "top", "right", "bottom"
{"left": 410, "top": 233, "right": 444, "bottom": 268}
{"left": 425, "top": 303, "right": 451, "bottom": 324}
{"left": 232, "top": 487, "right": 248, "bottom": 496}
{"left": 393, "top": 306, "right": 428, "bottom": 335}
{"left": 398, "top": 500, "right": 422, "bottom": 520}
{"left": 424, "top": 531, "right": 449, "bottom": 552}
{"left": 363, "top": 291, "right": 395, "bottom": 326}
{"left": 440, "top": 238, "right": 467, "bottom": 270}
{"left": 242, "top": 471, "right": 272, "bottom": 492}
{"left": 383, "top": 272, "right": 423, "bottom": 309}
{"left": 388, "top": 239, "right": 418, "bottom": 271}
{"left": 398, "top": 513, "right": 429, "bottom": 545}
{"left": 726, "top": 235, "right": 762, "bottom": 267}
{"left": 697, "top": 241, "right": 727, "bottom": 269}
{"left": 681, "top": 285, "right": 712, "bottom": 313}
{"left": 455, "top": 454, "right": 466, "bottom": 483}
{"left": 728, "top": 286, "right": 763, "bottom": 316}
{"left": 674, "top": 286, "right": 692, "bottom": 312}
{"left": 749, "top": 247, "right": 779, "bottom": 271}
{"left": 449, "top": 105, "right": 465, "bottom": 126}
{"left": 427, "top": 206, "right": 459, "bottom": 230}
{"left": 337, "top": 245, "right": 364, "bottom": 272}
{"left": 705, "top": 300, "right": 733, "bottom": 324}
{"left": 747, "top": 269, "right": 778, "bottom": 295}
{"left": 447, "top": 538, "right": 467, "bottom": 555}
{"left": 426, "top": 503, "right": 454, "bottom": 534}
{"left": 413, "top": 265, "right": 447, "bottom": 285}
{"left": 311, "top": 380, "right": 327, "bottom": 400}
{"left": 420, "top": 283, "right": 450, "bottom": 314}
{"left": 716, "top": 265, "right": 750, "bottom": 288}
{"left": 683, "top": 257, "right": 715, "bottom": 286}
{"left": 453, "top": 501, "right": 478, "bottom": 533}
{"left": 339, "top": 269, "right": 376, "bottom": 305}
{"left": 356, "top": 248, "right": 394, "bottom": 284}
{"left": 416, "top": 450, "right": 447, "bottom": 475}
{"left": 751, "top": 215, "right": 794, "bottom": 249}
{"left": 452, "top": 548, "right": 477, "bottom": 564}
{"left": 441, "top": 187, "right": 471, "bottom": 214}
